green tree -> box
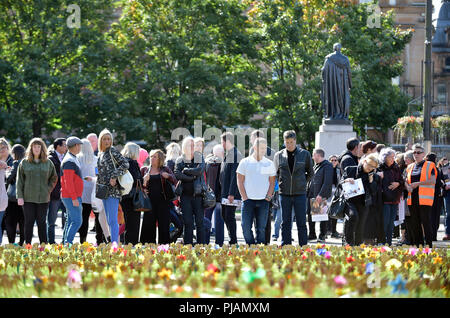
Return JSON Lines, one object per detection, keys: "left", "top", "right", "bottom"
{"left": 105, "top": 0, "right": 261, "bottom": 148}
{"left": 0, "top": 0, "right": 116, "bottom": 142}
{"left": 247, "top": 0, "right": 412, "bottom": 151}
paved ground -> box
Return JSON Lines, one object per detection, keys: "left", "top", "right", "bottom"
{"left": 4, "top": 211, "right": 449, "bottom": 248}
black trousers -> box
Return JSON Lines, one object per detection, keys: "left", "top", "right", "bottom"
{"left": 430, "top": 196, "right": 443, "bottom": 241}
{"left": 140, "top": 196, "right": 170, "bottom": 244}
{"left": 221, "top": 204, "right": 237, "bottom": 244}
{"left": 343, "top": 202, "right": 369, "bottom": 246}
{"left": 93, "top": 212, "right": 106, "bottom": 244}
{"left": 408, "top": 204, "right": 433, "bottom": 247}
{"left": 364, "top": 204, "right": 385, "bottom": 244}
{"left": 78, "top": 203, "right": 92, "bottom": 243}
{"left": 4, "top": 201, "right": 25, "bottom": 245}
{"left": 328, "top": 218, "right": 338, "bottom": 234}
{"left": 121, "top": 197, "right": 142, "bottom": 245}
{"left": 307, "top": 198, "right": 328, "bottom": 236}
{"left": 23, "top": 202, "right": 49, "bottom": 244}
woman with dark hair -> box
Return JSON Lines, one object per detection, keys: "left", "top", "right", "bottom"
{"left": 16, "top": 138, "right": 58, "bottom": 244}
{"left": 426, "top": 153, "right": 445, "bottom": 241}
{"left": 361, "top": 140, "right": 377, "bottom": 157}
{"left": 4, "top": 144, "right": 26, "bottom": 245}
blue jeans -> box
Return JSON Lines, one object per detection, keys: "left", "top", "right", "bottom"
{"left": 47, "top": 199, "right": 66, "bottom": 244}
{"left": 383, "top": 203, "right": 398, "bottom": 246}
{"left": 273, "top": 208, "right": 281, "bottom": 238}
{"left": 61, "top": 198, "right": 83, "bottom": 244}
{"left": 102, "top": 197, "right": 120, "bottom": 244}
{"left": 241, "top": 199, "right": 269, "bottom": 244}
{"left": 205, "top": 203, "right": 224, "bottom": 246}
{"left": 444, "top": 192, "right": 450, "bottom": 235}
{"left": 280, "top": 194, "right": 308, "bottom": 246}
{"left": 0, "top": 211, "right": 4, "bottom": 244}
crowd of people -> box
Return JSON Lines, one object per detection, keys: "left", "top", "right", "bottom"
{"left": 0, "top": 129, "right": 449, "bottom": 248}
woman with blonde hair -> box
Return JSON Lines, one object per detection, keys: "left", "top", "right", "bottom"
{"left": 165, "top": 142, "right": 181, "bottom": 172}
{"left": 96, "top": 129, "right": 129, "bottom": 244}
{"left": 141, "top": 149, "right": 177, "bottom": 244}
{"left": 341, "top": 153, "right": 379, "bottom": 246}
{"left": 16, "top": 138, "right": 58, "bottom": 244}
{"left": 120, "top": 142, "right": 143, "bottom": 244}
{"left": 174, "top": 136, "right": 206, "bottom": 245}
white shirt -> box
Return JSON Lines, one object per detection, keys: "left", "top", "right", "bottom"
{"left": 56, "top": 151, "right": 65, "bottom": 163}
{"left": 236, "top": 155, "right": 276, "bottom": 200}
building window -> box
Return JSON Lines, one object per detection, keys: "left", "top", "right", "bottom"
{"left": 437, "top": 83, "right": 447, "bottom": 104}
{"left": 389, "top": 0, "right": 396, "bottom": 5}
{"left": 445, "top": 57, "right": 450, "bottom": 72}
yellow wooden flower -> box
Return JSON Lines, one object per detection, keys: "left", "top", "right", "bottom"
{"left": 404, "top": 260, "right": 414, "bottom": 270}
{"left": 103, "top": 269, "right": 117, "bottom": 280}
{"left": 432, "top": 256, "right": 443, "bottom": 265}
{"left": 385, "top": 259, "right": 402, "bottom": 270}
{"left": 157, "top": 268, "right": 172, "bottom": 280}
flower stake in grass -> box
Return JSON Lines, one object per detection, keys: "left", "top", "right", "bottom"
{"left": 242, "top": 268, "right": 265, "bottom": 297}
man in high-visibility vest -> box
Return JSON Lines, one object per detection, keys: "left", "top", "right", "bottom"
{"left": 405, "top": 144, "right": 436, "bottom": 248}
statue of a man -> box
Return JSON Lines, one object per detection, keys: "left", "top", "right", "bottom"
{"left": 321, "top": 43, "right": 352, "bottom": 123}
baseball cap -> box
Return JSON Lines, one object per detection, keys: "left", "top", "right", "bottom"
{"left": 66, "top": 136, "right": 83, "bottom": 148}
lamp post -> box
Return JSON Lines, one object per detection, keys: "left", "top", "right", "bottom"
{"left": 423, "top": 0, "right": 433, "bottom": 153}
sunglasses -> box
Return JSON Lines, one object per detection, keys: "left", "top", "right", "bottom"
{"left": 330, "top": 159, "right": 337, "bottom": 162}
{"left": 413, "top": 151, "right": 424, "bottom": 155}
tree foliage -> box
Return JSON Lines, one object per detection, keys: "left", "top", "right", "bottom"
{"left": 0, "top": 0, "right": 412, "bottom": 150}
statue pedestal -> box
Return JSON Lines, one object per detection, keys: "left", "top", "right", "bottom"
{"left": 315, "top": 122, "right": 356, "bottom": 158}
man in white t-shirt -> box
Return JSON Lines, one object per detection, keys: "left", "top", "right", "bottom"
{"left": 237, "top": 138, "right": 276, "bottom": 244}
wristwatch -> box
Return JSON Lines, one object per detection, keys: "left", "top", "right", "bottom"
{"left": 265, "top": 195, "right": 272, "bottom": 201}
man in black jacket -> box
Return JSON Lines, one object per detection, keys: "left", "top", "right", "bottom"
{"left": 220, "top": 132, "right": 243, "bottom": 245}
{"left": 273, "top": 130, "right": 314, "bottom": 246}
{"left": 307, "top": 149, "right": 334, "bottom": 242}
{"left": 339, "top": 137, "right": 361, "bottom": 174}
{"left": 47, "top": 138, "right": 67, "bottom": 244}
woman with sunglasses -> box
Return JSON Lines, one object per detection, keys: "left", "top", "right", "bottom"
{"left": 404, "top": 144, "right": 436, "bottom": 248}
{"left": 341, "top": 154, "right": 379, "bottom": 246}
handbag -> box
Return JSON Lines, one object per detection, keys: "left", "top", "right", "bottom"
{"left": 7, "top": 183, "right": 17, "bottom": 202}
{"left": 110, "top": 150, "right": 133, "bottom": 196}
{"left": 133, "top": 180, "right": 152, "bottom": 212}
{"left": 164, "top": 180, "right": 177, "bottom": 202}
{"left": 201, "top": 174, "right": 216, "bottom": 209}
{"left": 202, "top": 186, "right": 216, "bottom": 209}
{"left": 327, "top": 184, "right": 347, "bottom": 220}
{"left": 95, "top": 183, "right": 109, "bottom": 200}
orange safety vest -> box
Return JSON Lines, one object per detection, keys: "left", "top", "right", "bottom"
{"left": 406, "top": 161, "right": 437, "bottom": 206}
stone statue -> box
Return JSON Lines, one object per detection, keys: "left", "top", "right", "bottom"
{"left": 321, "top": 43, "right": 352, "bottom": 124}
